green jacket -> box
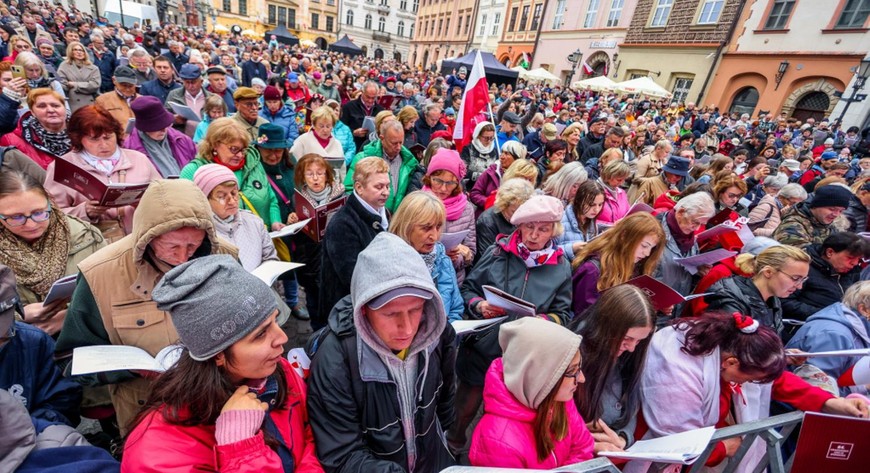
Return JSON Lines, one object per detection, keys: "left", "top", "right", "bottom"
{"left": 262, "top": 160, "right": 296, "bottom": 223}
{"left": 180, "top": 148, "right": 283, "bottom": 227}
{"left": 343, "top": 140, "right": 419, "bottom": 214}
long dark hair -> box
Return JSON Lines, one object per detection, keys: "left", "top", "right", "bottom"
{"left": 571, "top": 180, "right": 605, "bottom": 231}
{"left": 572, "top": 285, "right": 654, "bottom": 426}
{"left": 676, "top": 312, "right": 786, "bottom": 384}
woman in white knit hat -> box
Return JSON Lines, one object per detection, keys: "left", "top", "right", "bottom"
{"left": 469, "top": 317, "right": 594, "bottom": 468}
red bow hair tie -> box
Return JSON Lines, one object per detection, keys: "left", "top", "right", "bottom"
{"left": 732, "top": 312, "right": 759, "bottom": 334}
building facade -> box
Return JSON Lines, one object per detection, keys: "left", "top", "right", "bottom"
{"left": 705, "top": 0, "right": 870, "bottom": 123}
{"left": 339, "top": 0, "right": 417, "bottom": 62}
{"left": 616, "top": 0, "right": 744, "bottom": 105}
{"left": 494, "top": 0, "right": 546, "bottom": 67}
{"left": 468, "top": 0, "right": 508, "bottom": 55}
{"left": 410, "top": 0, "right": 477, "bottom": 69}
{"left": 534, "top": 0, "right": 640, "bottom": 86}
{"left": 213, "top": 0, "right": 267, "bottom": 33}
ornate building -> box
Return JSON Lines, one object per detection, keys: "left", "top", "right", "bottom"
{"left": 410, "top": 0, "right": 477, "bottom": 69}
{"left": 494, "top": 0, "right": 546, "bottom": 67}
{"left": 339, "top": 0, "right": 417, "bottom": 62}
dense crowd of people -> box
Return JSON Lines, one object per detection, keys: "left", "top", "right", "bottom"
{"left": 2, "top": 1, "right": 870, "bottom": 472}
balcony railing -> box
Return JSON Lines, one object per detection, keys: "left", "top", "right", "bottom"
{"left": 372, "top": 31, "right": 391, "bottom": 42}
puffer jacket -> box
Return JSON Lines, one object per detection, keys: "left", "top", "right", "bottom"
{"left": 211, "top": 209, "right": 278, "bottom": 272}
{"left": 555, "top": 205, "right": 599, "bottom": 260}
{"left": 459, "top": 232, "right": 573, "bottom": 386}
{"left": 773, "top": 202, "right": 832, "bottom": 248}
{"left": 333, "top": 120, "right": 357, "bottom": 165}
{"left": 597, "top": 182, "right": 630, "bottom": 225}
{"left": 475, "top": 207, "right": 514, "bottom": 262}
{"left": 469, "top": 358, "right": 594, "bottom": 469}
{"left": 705, "top": 275, "right": 784, "bottom": 336}
{"left": 0, "top": 112, "right": 66, "bottom": 169}
{"left": 843, "top": 195, "right": 868, "bottom": 233}
{"left": 430, "top": 242, "right": 464, "bottom": 322}
{"left": 444, "top": 200, "right": 477, "bottom": 284}
{"left": 259, "top": 105, "right": 300, "bottom": 143}
{"left": 307, "top": 233, "right": 457, "bottom": 473}
{"left": 781, "top": 244, "right": 861, "bottom": 322}
{"left": 54, "top": 179, "right": 239, "bottom": 433}
{"left": 180, "top": 148, "right": 283, "bottom": 227}
{"left": 786, "top": 302, "right": 870, "bottom": 396}
{"left": 122, "top": 359, "right": 323, "bottom": 473}
{"left": 748, "top": 193, "right": 783, "bottom": 237}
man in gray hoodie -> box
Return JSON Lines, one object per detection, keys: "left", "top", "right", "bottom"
{"left": 307, "top": 232, "right": 457, "bottom": 473}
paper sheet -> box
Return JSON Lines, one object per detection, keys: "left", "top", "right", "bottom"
{"left": 71, "top": 345, "right": 182, "bottom": 375}
{"left": 250, "top": 261, "right": 305, "bottom": 286}
{"left": 170, "top": 102, "right": 202, "bottom": 122}
{"left": 599, "top": 426, "right": 715, "bottom": 464}
{"left": 674, "top": 249, "right": 737, "bottom": 275}
{"left": 268, "top": 219, "right": 312, "bottom": 239}
{"left": 451, "top": 317, "right": 507, "bottom": 336}
{"left": 786, "top": 348, "right": 870, "bottom": 358}
{"left": 440, "top": 230, "right": 470, "bottom": 250}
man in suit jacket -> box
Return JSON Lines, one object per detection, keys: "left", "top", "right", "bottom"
{"left": 691, "top": 112, "right": 710, "bottom": 135}
{"left": 340, "top": 81, "right": 384, "bottom": 152}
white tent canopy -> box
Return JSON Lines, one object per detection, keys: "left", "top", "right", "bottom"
{"left": 572, "top": 75, "right": 617, "bottom": 92}
{"left": 514, "top": 67, "right": 560, "bottom": 83}
{"left": 613, "top": 76, "right": 672, "bottom": 98}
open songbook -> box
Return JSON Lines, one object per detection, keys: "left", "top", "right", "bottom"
{"left": 482, "top": 285, "right": 536, "bottom": 317}
{"left": 71, "top": 345, "right": 183, "bottom": 375}
{"left": 599, "top": 426, "right": 716, "bottom": 464}
{"left": 624, "top": 275, "right": 710, "bottom": 311}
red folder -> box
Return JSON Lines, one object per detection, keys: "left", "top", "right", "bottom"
{"left": 790, "top": 412, "right": 870, "bottom": 473}
{"left": 624, "top": 275, "right": 708, "bottom": 311}
{"left": 53, "top": 158, "right": 150, "bottom": 207}
{"left": 293, "top": 192, "right": 347, "bottom": 243}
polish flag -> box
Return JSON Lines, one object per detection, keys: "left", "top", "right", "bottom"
{"left": 582, "top": 60, "right": 594, "bottom": 75}
{"left": 453, "top": 50, "right": 490, "bottom": 152}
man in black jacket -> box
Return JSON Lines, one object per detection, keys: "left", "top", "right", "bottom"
{"left": 782, "top": 232, "right": 868, "bottom": 322}
{"left": 578, "top": 114, "right": 607, "bottom": 158}
{"left": 581, "top": 124, "right": 625, "bottom": 164}
{"left": 240, "top": 46, "right": 267, "bottom": 87}
{"left": 340, "top": 81, "right": 384, "bottom": 153}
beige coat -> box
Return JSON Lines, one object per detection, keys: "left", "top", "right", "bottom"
{"left": 56, "top": 61, "right": 101, "bottom": 112}
{"left": 749, "top": 193, "right": 783, "bottom": 238}
{"left": 95, "top": 92, "right": 137, "bottom": 131}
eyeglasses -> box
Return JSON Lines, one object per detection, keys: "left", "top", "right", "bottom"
{"left": 210, "top": 190, "right": 239, "bottom": 204}
{"left": 563, "top": 367, "right": 583, "bottom": 381}
{"left": 776, "top": 269, "right": 808, "bottom": 285}
{"left": 724, "top": 192, "right": 743, "bottom": 200}
{"left": 0, "top": 206, "right": 51, "bottom": 227}
{"left": 304, "top": 171, "right": 327, "bottom": 178}
{"left": 431, "top": 177, "right": 458, "bottom": 188}
{"left": 237, "top": 101, "right": 260, "bottom": 109}
{"left": 222, "top": 145, "right": 245, "bottom": 156}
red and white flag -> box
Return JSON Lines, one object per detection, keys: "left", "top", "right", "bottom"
{"left": 582, "top": 60, "right": 594, "bottom": 75}
{"left": 453, "top": 50, "right": 490, "bottom": 152}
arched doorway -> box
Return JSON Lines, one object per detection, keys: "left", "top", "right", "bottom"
{"left": 585, "top": 51, "right": 610, "bottom": 78}
{"left": 422, "top": 50, "right": 429, "bottom": 68}
{"left": 315, "top": 37, "right": 327, "bottom": 49}
{"left": 361, "top": 46, "right": 368, "bottom": 57}
{"left": 792, "top": 92, "right": 830, "bottom": 123}
{"left": 393, "top": 51, "right": 402, "bottom": 62}
{"left": 729, "top": 87, "right": 759, "bottom": 117}
{"left": 499, "top": 54, "right": 510, "bottom": 66}
{"left": 374, "top": 48, "right": 384, "bottom": 59}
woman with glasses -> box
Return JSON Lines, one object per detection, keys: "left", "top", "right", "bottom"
{"left": 45, "top": 105, "right": 161, "bottom": 242}
{"left": 56, "top": 41, "right": 100, "bottom": 112}
{"left": 709, "top": 174, "right": 748, "bottom": 223}
{"left": 0, "top": 170, "right": 105, "bottom": 335}
{"left": 705, "top": 245, "right": 811, "bottom": 339}
{"left": 460, "top": 121, "right": 498, "bottom": 190}
{"left": 290, "top": 106, "right": 346, "bottom": 179}
{"left": 469, "top": 317, "right": 594, "bottom": 468}
{"left": 422, "top": 148, "right": 476, "bottom": 284}
{"left": 14, "top": 52, "right": 66, "bottom": 104}
{"left": 181, "top": 117, "right": 285, "bottom": 231}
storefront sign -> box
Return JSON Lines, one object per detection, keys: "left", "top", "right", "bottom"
{"left": 590, "top": 40, "right": 617, "bottom": 49}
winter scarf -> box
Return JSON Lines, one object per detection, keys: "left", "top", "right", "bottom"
{"left": 19, "top": 112, "right": 71, "bottom": 159}
{"left": 666, "top": 210, "right": 695, "bottom": 254}
{"left": 0, "top": 207, "right": 70, "bottom": 298}
{"left": 422, "top": 185, "right": 468, "bottom": 221}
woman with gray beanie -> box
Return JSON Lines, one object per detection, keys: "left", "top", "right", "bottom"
{"left": 121, "top": 255, "right": 324, "bottom": 472}
{"left": 469, "top": 317, "right": 594, "bottom": 468}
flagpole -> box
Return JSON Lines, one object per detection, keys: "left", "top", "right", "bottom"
{"left": 488, "top": 101, "right": 500, "bottom": 156}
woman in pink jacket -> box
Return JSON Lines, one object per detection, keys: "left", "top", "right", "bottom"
{"left": 122, "top": 255, "right": 323, "bottom": 473}
{"left": 596, "top": 159, "right": 631, "bottom": 225}
{"left": 44, "top": 104, "right": 161, "bottom": 242}
{"left": 470, "top": 317, "right": 594, "bottom": 469}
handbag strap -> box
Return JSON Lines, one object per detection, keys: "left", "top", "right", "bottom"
{"left": 266, "top": 175, "right": 290, "bottom": 205}
{"left": 239, "top": 191, "right": 268, "bottom": 230}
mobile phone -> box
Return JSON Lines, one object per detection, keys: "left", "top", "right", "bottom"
{"left": 11, "top": 65, "right": 24, "bottom": 80}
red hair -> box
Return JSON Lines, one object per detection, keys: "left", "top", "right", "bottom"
{"left": 68, "top": 105, "right": 124, "bottom": 152}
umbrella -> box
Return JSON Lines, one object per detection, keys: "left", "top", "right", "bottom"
{"left": 572, "top": 75, "right": 617, "bottom": 92}
{"left": 613, "top": 76, "right": 672, "bottom": 98}
{"left": 241, "top": 29, "right": 258, "bottom": 38}
{"left": 300, "top": 39, "right": 317, "bottom": 48}
{"left": 520, "top": 67, "right": 560, "bottom": 83}
{"left": 439, "top": 49, "right": 518, "bottom": 87}
{"left": 214, "top": 24, "right": 229, "bottom": 33}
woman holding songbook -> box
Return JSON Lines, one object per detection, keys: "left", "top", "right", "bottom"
{"left": 289, "top": 106, "right": 346, "bottom": 177}
{"left": 571, "top": 213, "right": 665, "bottom": 317}
{"left": 570, "top": 285, "right": 655, "bottom": 453}
{"left": 469, "top": 317, "right": 594, "bottom": 468}
{"left": 709, "top": 173, "right": 748, "bottom": 223}
{"left": 44, "top": 104, "right": 161, "bottom": 243}
{"left": 422, "top": 148, "right": 476, "bottom": 284}
{"left": 390, "top": 191, "right": 464, "bottom": 323}
{"left": 633, "top": 312, "right": 867, "bottom": 472}
{"left": 0, "top": 170, "right": 105, "bottom": 335}
{"left": 451, "top": 195, "right": 573, "bottom": 454}
{"left": 555, "top": 179, "right": 604, "bottom": 260}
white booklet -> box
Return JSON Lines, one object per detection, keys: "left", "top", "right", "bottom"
{"left": 440, "top": 230, "right": 470, "bottom": 250}
{"left": 268, "top": 218, "right": 312, "bottom": 239}
{"left": 251, "top": 261, "right": 304, "bottom": 286}
{"left": 451, "top": 316, "right": 507, "bottom": 337}
{"left": 43, "top": 274, "right": 78, "bottom": 305}
{"left": 674, "top": 249, "right": 737, "bottom": 275}
{"left": 599, "top": 426, "right": 716, "bottom": 464}
{"left": 71, "top": 345, "right": 183, "bottom": 375}
{"left": 169, "top": 102, "right": 202, "bottom": 122}
{"left": 482, "top": 285, "right": 536, "bottom": 317}
{"left": 786, "top": 348, "right": 870, "bottom": 358}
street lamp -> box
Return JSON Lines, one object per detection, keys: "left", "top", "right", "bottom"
{"left": 837, "top": 55, "right": 870, "bottom": 124}
{"left": 565, "top": 49, "right": 582, "bottom": 87}
{"left": 774, "top": 60, "right": 789, "bottom": 91}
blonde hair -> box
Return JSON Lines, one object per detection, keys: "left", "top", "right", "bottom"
{"left": 197, "top": 117, "right": 250, "bottom": 161}
{"left": 502, "top": 159, "right": 538, "bottom": 183}
{"left": 740, "top": 245, "right": 810, "bottom": 277}
{"left": 14, "top": 52, "right": 46, "bottom": 79}
{"left": 599, "top": 148, "right": 624, "bottom": 168}
{"left": 562, "top": 122, "right": 583, "bottom": 139}
{"left": 353, "top": 156, "right": 390, "bottom": 186}
{"left": 396, "top": 105, "right": 419, "bottom": 127}
{"left": 600, "top": 160, "right": 630, "bottom": 181}
{"left": 374, "top": 110, "right": 395, "bottom": 137}
{"left": 310, "top": 105, "right": 337, "bottom": 127}
{"left": 494, "top": 178, "right": 535, "bottom": 213}
{"left": 390, "top": 191, "right": 446, "bottom": 244}
{"left": 64, "top": 41, "right": 92, "bottom": 65}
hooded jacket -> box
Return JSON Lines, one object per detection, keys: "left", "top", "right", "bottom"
{"left": 705, "top": 275, "right": 784, "bottom": 336}
{"left": 55, "top": 179, "right": 238, "bottom": 433}
{"left": 781, "top": 244, "right": 861, "bottom": 322}
{"left": 786, "top": 302, "right": 870, "bottom": 396}
{"left": 460, "top": 122, "right": 499, "bottom": 188}
{"left": 773, "top": 202, "right": 832, "bottom": 248}
{"left": 307, "top": 233, "right": 457, "bottom": 473}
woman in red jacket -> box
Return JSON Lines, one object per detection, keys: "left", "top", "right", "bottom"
{"left": 121, "top": 255, "right": 323, "bottom": 473}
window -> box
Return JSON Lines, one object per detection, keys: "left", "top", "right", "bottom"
{"left": 729, "top": 87, "right": 759, "bottom": 116}
{"left": 492, "top": 12, "right": 501, "bottom": 35}
{"left": 607, "top": 0, "right": 624, "bottom": 27}
{"left": 520, "top": 5, "right": 530, "bottom": 30}
{"left": 410, "top": 22, "right": 414, "bottom": 37}
{"left": 278, "top": 6, "right": 286, "bottom": 26}
{"left": 531, "top": 4, "right": 542, "bottom": 30}
{"left": 268, "top": 4, "right": 276, "bottom": 24}
{"left": 412, "top": 0, "right": 418, "bottom": 13}
{"left": 438, "top": 19, "right": 443, "bottom": 35}
{"left": 764, "top": 0, "right": 794, "bottom": 29}
{"left": 381, "top": 0, "right": 388, "bottom": 5}
{"left": 479, "top": 13, "right": 487, "bottom": 35}
{"left": 346, "top": 9, "right": 353, "bottom": 25}
{"left": 326, "top": 16, "right": 334, "bottom": 32}
{"left": 672, "top": 77, "right": 693, "bottom": 103}
{"left": 650, "top": 0, "right": 673, "bottom": 27}
{"left": 835, "top": 0, "right": 870, "bottom": 29}
{"left": 400, "top": 0, "right": 407, "bottom": 10}
{"left": 378, "top": 17, "right": 385, "bottom": 32}
{"left": 457, "top": 16, "right": 462, "bottom": 35}
{"left": 553, "top": 0, "right": 566, "bottom": 29}
{"left": 445, "top": 19, "right": 450, "bottom": 35}
{"left": 239, "top": 0, "right": 247, "bottom": 16}
{"left": 584, "top": 0, "right": 600, "bottom": 28}
{"left": 289, "top": 8, "right": 296, "bottom": 28}
{"left": 365, "top": 14, "right": 372, "bottom": 29}
{"left": 698, "top": 0, "right": 724, "bottom": 24}
{"left": 508, "top": 6, "right": 518, "bottom": 32}
{"left": 312, "top": 13, "right": 319, "bottom": 29}
{"left": 465, "top": 15, "right": 471, "bottom": 34}
{"left": 222, "top": 0, "right": 230, "bottom": 12}
{"left": 398, "top": 21, "right": 405, "bottom": 36}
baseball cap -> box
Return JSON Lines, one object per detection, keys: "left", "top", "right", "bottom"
{"left": 113, "top": 65, "right": 137, "bottom": 84}
{"left": 366, "top": 287, "right": 433, "bottom": 310}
